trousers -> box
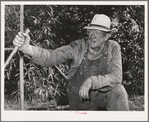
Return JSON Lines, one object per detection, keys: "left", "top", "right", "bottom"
{"left": 68, "top": 84, "right": 129, "bottom": 111}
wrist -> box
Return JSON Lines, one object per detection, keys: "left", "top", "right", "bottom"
{"left": 21, "top": 45, "right": 34, "bottom": 56}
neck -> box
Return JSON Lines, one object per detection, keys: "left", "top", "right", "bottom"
{"left": 89, "top": 43, "right": 105, "bottom": 55}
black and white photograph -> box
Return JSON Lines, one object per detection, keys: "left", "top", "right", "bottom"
{"left": 1, "top": 1, "right": 148, "bottom": 121}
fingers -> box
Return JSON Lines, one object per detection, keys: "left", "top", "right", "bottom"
{"left": 13, "top": 34, "right": 24, "bottom": 47}
{"left": 13, "top": 39, "right": 24, "bottom": 47}
{"left": 79, "top": 78, "right": 92, "bottom": 100}
{"left": 79, "top": 90, "right": 83, "bottom": 100}
{"left": 18, "top": 32, "right": 30, "bottom": 40}
{"left": 18, "top": 32, "right": 24, "bottom": 38}
{"left": 15, "top": 35, "right": 24, "bottom": 42}
{"left": 22, "top": 32, "right": 28, "bottom": 37}
{"left": 81, "top": 89, "right": 89, "bottom": 99}
{"left": 22, "top": 32, "right": 30, "bottom": 40}
{"left": 79, "top": 88, "right": 89, "bottom": 100}
{"left": 13, "top": 31, "right": 30, "bottom": 48}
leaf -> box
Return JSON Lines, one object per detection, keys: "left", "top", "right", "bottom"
{"left": 45, "top": 89, "right": 49, "bottom": 98}
{"left": 34, "top": 88, "right": 40, "bottom": 94}
{"left": 38, "top": 88, "right": 43, "bottom": 96}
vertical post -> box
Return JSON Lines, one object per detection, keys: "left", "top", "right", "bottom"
{"left": 20, "top": 5, "right": 24, "bottom": 110}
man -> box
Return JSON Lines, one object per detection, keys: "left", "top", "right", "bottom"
{"left": 13, "top": 14, "right": 129, "bottom": 111}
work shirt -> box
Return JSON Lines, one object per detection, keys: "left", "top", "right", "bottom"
{"left": 30, "top": 39, "right": 122, "bottom": 91}
{"left": 68, "top": 48, "right": 110, "bottom": 109}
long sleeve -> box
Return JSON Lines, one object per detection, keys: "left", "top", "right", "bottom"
{"left": 90, "top": 41, "right": 122, "bottom": 90}
{"left": 29, "top": 41, "right": 79, "bottom": 67}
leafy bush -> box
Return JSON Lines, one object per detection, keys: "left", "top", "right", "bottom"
{"left": 5, "top": 5, "right": 20, "bottom": 47}
{"left": 5, "top": 5, "right": 144, "bottom": 104}
{"left": 5, "top": 5, "right": 69, "bottom": 104}
{"left": 110, "top": 6, "right": 144, "bottom": 96}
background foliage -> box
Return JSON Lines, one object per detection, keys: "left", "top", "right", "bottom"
{"left": 5, "top": 5, "right": 144, "bottom": 105}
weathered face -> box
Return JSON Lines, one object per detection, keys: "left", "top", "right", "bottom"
{"left": 87, "top": 29, "right": 108, "bottom": 48}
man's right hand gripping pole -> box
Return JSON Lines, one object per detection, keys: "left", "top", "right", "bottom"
{"left": 4, "top": 29, "right": 31, "bottom": 68}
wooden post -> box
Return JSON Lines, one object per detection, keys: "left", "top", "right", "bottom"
{"left": 20, "top": 5, "right": 24, "bottom": 110}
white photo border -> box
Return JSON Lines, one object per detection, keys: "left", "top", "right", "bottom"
{"left": 1, "top": 1, "right": 148, "bottom": 121}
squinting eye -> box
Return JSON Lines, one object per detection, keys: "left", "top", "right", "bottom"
{"left": 87, "top": 30, "right": 94, "bottom": 34}
{"left": 87, "top": 31, "right": 91, "bottom": 35}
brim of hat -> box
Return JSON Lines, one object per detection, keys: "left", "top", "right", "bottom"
{"left": 83, "top": 26, "right": 111, "bottom": 32}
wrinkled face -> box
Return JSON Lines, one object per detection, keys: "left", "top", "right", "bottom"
{"left": 87, "top": 29, "right": 108, "bottom": 48}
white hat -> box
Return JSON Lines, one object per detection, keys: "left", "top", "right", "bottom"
{"left": 84, "top": 14, "right": 111, "bottom": 32}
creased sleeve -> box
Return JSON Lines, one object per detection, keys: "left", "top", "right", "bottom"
{"left": 90, "top": 41, "right": 122, "bottom": 90}
{"left": 30, "top": 41, "right": 78, "bottom": 67}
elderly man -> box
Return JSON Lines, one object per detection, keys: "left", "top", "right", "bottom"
{"left": 13, "top": 14, "right": 129, "bottom": 111}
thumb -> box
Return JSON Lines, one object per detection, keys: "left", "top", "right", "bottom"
{"left": 22, "top": 29, "right": 30, "bottom": 38}
{"left": 22, "top": 32, "right": 30, "bottom": 40}
{"left": 22, "top": 32, "right": 29, "bottom": 37}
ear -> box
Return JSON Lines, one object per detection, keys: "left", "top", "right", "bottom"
{"left": 105, "top": 33, "right": 111, "bottom": 41}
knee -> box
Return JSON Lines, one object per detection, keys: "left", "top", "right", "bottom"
{"left": 106, "top": 84, "right": 129, "bottom": 111}
{"left": 112, "top": 84, "right": 128, "bottom": 97}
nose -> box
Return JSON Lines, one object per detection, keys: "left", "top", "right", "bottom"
{"left": 91, "top": 34, "right": 96, "bottom": 39}
{"left": 89, "top": 31, "right": 96, "bottom": 39}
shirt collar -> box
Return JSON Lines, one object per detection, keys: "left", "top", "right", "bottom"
{"left": 85, "top": 40, "right": 108, "bottom": 54}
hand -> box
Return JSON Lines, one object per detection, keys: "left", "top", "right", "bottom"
{"left": 79, "top": 77, "right": 92, "bottom": 100}
{"left": 13, "top": 32, "right": 30, "bottom": 52}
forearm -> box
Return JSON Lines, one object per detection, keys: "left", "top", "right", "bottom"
{"left": 90, "top": 71, "right": 122, "bottom": 89}
{"left": 20, "top": 44, "right": 54, "bottom": 66}
{"left": 22, "top": 45, "right": 60, "bottom": 67}
{"left": 21, "top": 42, "right": 76, "bottom": 67}
{"left": 20, "top": 44, "right": 34, "bottom": 56}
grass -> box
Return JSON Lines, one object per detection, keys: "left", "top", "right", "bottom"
{"left": 128, "top": 95, "right": 144, "bottom": 111}
{"left": 4, "top": 95, "right": 144, "bottom": 111}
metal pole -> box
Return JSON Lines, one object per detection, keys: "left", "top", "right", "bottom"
{"left": 20, "top": 5, "right": 24, "bottom": 110}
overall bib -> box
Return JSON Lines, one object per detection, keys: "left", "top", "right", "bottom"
{"left": 68, "top": 51, "right": 129, "bottom": 110}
